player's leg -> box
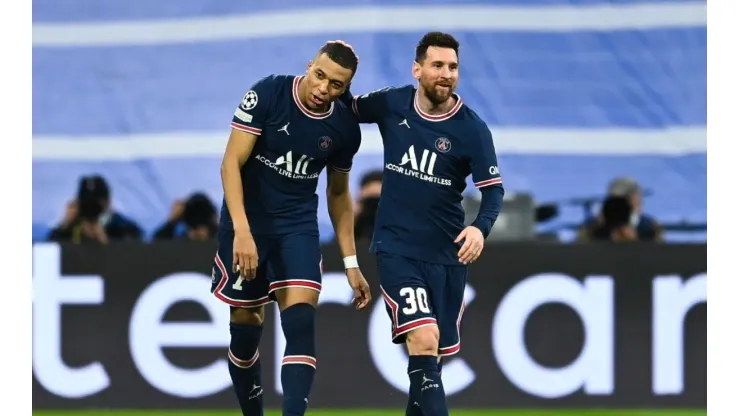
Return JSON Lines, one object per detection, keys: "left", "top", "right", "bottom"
{"left": 405, "top": 261, "right": 453, "bottom": 416}
{"left": 211, "top": 231, "right": 273, "bottom": 416}
{"left": 229, "top": 306, "right": 266, "bottom": 415}
{"left": 376, "top": 252, "right": 445, "bottom": 416}
{"left": 409, "top": 263, "right": 466, "bottom": 416}
{"left": 268, "top": 233, "right": 323, "bottom": 416}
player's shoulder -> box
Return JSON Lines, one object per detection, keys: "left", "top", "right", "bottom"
{"left": 457, "top": 101, "right": 491, "bottom": 136}
{"left": 385, "top": 84, "right": 416, "bottom": 101}
{"left": 248, "top": 74, "right": 293, "bottom": 90}
{"left": 356, "top": 84, "right": 413, "bottom": 101}
{"left": 331, "top": 99, "right": 362, "bottom": 136}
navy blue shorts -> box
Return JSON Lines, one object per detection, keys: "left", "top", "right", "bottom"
{"left": 210, "top": 230, "right": 323, "bottom": 308}
{"left": 376, "top": 251, "right": 467, "bottom": 356}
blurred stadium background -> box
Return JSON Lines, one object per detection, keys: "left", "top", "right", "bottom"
{"left": 32, "top": 0, "right": 706, "bottom": 415}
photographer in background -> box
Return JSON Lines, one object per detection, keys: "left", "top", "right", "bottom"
{"left": 581, "top": 195, "right": 638, "bottom": 242}
{"left": 353, "top": 170, "right": 383, "bottom": 241}
{"left": 578, "top": 177, "right": 662, "bottom": 243}
{"left": 47, "top": 175, "right": 143, "bottom": 244}
{"left": 153, "top": 192, "right": 218, "bottom": 241}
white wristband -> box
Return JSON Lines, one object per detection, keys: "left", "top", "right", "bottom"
{"left": 343, "top": 255, "right": 359, "bottom": 269}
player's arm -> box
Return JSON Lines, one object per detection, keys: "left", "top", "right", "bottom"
{"left": 221, "top": 129, "right": 257, "bottom": 233}
{"left": 338, "top": 86, "right": 392, "bottom": 124}
{"left": 455, "top": 125, "right": 505, "bottom": 264}
{"left": 326, "top": 125, "right": 371, "bottom": 309}
{"left": 221, "top": 77, "right": 274, "bottom": 277}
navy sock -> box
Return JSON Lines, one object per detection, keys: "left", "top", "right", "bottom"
{"left": 228, "top": 323, "right": 264, "bottom": 416}
{"left": 280, "top": 303, "right": 317, "bottom": 416}
{"left": 408, "top": 355, "right": 448, "bottom": 416}
{"left": 405, "top": 357, "right": 444, "bottom": 416}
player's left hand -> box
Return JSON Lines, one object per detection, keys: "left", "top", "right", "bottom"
{"left": 346, "top": 268, "right": 372, "bottom": 310}
{"left": 454, "top": 226, "right": 485, "bottom": 265}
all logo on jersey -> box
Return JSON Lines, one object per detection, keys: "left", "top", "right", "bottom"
{"left": 384, "top": 145, "right": 452, "bottom": 186}
{"left": 255, "top": 151, "right": 318, "bottom": 180}
{"left": 240, "top": 90, "right": 259, "bottom": 111}
{"left": 435, "top": 137, "right": 451, "bottom": 153}
{"left": 318, "top": 136, "right": 332, "bottom": 151}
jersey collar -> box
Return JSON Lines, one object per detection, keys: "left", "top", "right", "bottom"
{"left": 413, "top": 88, "right": 463, "bottom": 122}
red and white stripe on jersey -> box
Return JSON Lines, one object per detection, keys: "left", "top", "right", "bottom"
{"left": 282, "top": 355, "right": 317, "bottom": 369}
{"left": 438, "top": 301, "right": 466, "bottom": 357}
{"left": 293, "top": 76, "right": 333, "bottom": 119}
{"left": 228, "top": 348, "right": 260, "bottom": 369}
{"left": 212, "top": 252, "right": 272, "bottom": 308}
{"left": 474, "top": 177, "right": 503, "bottom": 188}
{"left": 413, "top": 90, "right": 464, "bottom": 122}
{"left": 230, "top": 121, "right": 262, "bottom": 136}
{"left": 268, "top": 279, "right": 322, "bottom": 294}
{"left": 380, "top": 286, "right": 437, "bottom": 340}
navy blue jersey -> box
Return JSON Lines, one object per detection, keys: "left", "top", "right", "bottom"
{"left": 351, "top": 85, "right": 503, "bottom": 265}
{"left": 220, "top": 75, "right": 361, "bottom": 235}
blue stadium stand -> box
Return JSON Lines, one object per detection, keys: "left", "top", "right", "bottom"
{"left": 32, "top": 0, "right": 707, "bottom": 242}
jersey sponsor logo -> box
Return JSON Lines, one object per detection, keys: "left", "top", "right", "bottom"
{"left": 255, "top": 151, "right": 319, "bottom": 179}
{"left": 318, "top": 136, "right": 332, "bottom": 151}
{"left": 435, "top": 137, "right": 451, "bottom": 153}
{"left": 240, "top": 90, "right": 259, "bottom": 111}
{"left": 385, "top": 145, "right": 452, "bottom": 186}
{"left": 489, "top": 166, "right": 500, "bottom": 175}
{"left": 233, "top": 108, "right": 254, "bottom": 123}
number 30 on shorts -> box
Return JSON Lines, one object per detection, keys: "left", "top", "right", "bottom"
{"left": 400, "top": 287, "right": 431, "bottom": 315}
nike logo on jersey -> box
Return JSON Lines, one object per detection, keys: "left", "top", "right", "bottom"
{"left": 399, "top": 119, "right": 410, "bottom": 128}
{"left": 278, "top": 123, "right": 290, "bottom": 135}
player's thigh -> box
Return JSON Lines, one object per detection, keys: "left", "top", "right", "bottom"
{"left": 434, "top": 265, "right": 467, "bottom": 357}
{"left": 376, "top": 251, "right": 438, "bottom": 345}
{"left": 267, "top": 232, "right": 322, "bottom": 309}
{"left": 211, "top": 230, "right": 272, "bottom": 309}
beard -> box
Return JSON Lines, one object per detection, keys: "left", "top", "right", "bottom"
{"left": 420, "top": 79, "right": 455, "bottom": 105}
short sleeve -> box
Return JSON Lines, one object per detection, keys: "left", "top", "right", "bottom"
{"left": 350, "top": 86, "right": 393, "bottom": 124}
{"left": 470, "top": 124, "right": 503, "bottom": 189}
{"left": 230, "top": 76, "right": 276, "bottom": 136}
{"left": 328, "top": 122, "right": 362, "bottom": 173}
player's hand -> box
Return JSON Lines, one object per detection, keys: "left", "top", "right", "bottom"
{"left": 61, "top": 200, "right": 78, "bottom": 227}
{"left": 233, "top": 228, "right": 258, "bottom": 280}
{"left": 454, "top": 226, "right": 485, "bottom": 265}
{"left": 346, "top": 268, "right": 372, "bottom": 310}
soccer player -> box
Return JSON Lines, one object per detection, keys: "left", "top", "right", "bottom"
{"left": 336, "top": 33, "right": 505, "bottom": 416}
{"left": 211, "top": 42, "right": 372, "bottom": 416}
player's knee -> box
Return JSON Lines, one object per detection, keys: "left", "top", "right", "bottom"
{"left": 280, "top": 303, "right": 316, "bottom": 339}
{"left": 280, "top": 303, "right": 317, "bottom": 359}
{"left": 275, "top": 287, "right": 320, "bottom": 311}
{"left": 230, "top": 306, "right": 265, "bottom": 326}
{"left": 406, "top": 325, "right": 440, "bottom": 356}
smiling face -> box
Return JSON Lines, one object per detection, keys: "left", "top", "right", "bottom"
{"left": 413, "top": 46, "right": 459, "bottom": 106}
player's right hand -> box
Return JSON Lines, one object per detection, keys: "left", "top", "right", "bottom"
{"left": 233, "top": 229, "right": 258, "bottom": 280}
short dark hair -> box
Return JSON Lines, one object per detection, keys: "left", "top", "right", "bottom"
{"left": 415, "top": 32, "right": 459, "bottom": 63}
{"left": 360, "top": 170, "right": 383, "bottom": 188}
{"left": 317, "top": 42, "right": 359, "bottom": 74}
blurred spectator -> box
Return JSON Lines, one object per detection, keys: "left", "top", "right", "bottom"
{"left": 582, "top": 196, "right": 637, "bottom": 242}
{"left": 48, "top": 175, "right": 143, "bottom": 244}
{"left": 354, "top": 170, "right": 383, "bottom": 240}
{"left": 154, "top": 192, "right": 218, "bottom": 241}
{"left": 579, "top": 177, "right": 662, "bottom": 242}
